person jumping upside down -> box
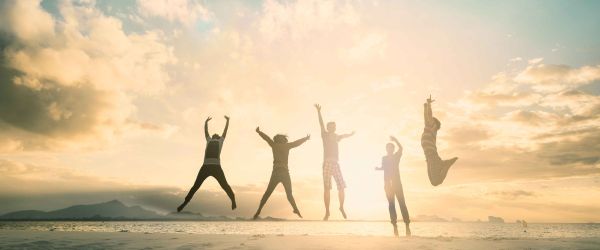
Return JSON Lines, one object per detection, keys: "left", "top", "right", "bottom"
{"left": 422, "top": 95, "right": 458, "bottom": 186}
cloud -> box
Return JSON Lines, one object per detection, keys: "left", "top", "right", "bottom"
{"left": 488, "top": 190, "right": 536, "bottom": 199}
{"left": 466, "top": 90, "right": 541, "bottom": 108}
{"left": 137, "top": 0, "right": 211, "bottom": 26}
{"left": 0, "top": 1, "right": 176, "bottom": 151}
{"left": 258, "top": 0, "right": 359, "bottom": 43}
{"left": 444, "top": 59, "right": 600, "bottom": 181}
{"left": 504, "top": 110, "right": 559, "bottom": 126}
{"left": 341, "top": 32, "right": 387, "bottom": 64}
{"left": 0, "top": 0, "right": 54, "bottom": 42}
{"left": 537, "top": 131, "right": 600, "bottom": 166}
{"left": 515, "top": 63, "right": 600, "bottom": 91}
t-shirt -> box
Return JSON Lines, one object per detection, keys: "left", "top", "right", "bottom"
{"left": 204, "top": 138, "right": 224, "bottom": 165}
{"left": 270, "top": 137, "right": 309, "bottom": 169}
{"left": 271, "top": 144, "right": 293, "bottom": 169}
{"left": 321, "top": 131, "right": 339, "bottom": 162}
{"left": 382, "top": 151, "right": 402, "bottom": 182}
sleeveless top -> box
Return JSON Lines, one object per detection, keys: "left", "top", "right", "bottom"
{"left": 204, "top": 138, "right": 224, "bottom": 165}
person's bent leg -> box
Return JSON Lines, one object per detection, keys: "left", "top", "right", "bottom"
{"left": 439, "top": 157, "right": 458, "bottom": 183}
{"left": 281, "top": 171, "right": 302, "bottom": 218}
{"left": 213, "top": 166, "right": 236, "bottom": 210}
{"left": 178, "top": 167, "right": 210, "bottom": 212}
{"left": 427, "top": 157, "right": 444, "bottom": 186}
{"left": 254, "top": 173, "right": 279, "bottom": 220}
{"left": 338, "top": 188, "right": 346, "bottom": 219}
{"left": 333, "top": 163, "right": 347, "bottom": 219}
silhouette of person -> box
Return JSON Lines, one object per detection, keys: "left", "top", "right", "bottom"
{"left": 314, "top": 104, "right": 354, "bottom": 220}
{"left": 253, "top": 127, "right": 310, "bottom": 220}
{"left": 375, "top": 136, "right": 411, "bottom": 237}
{"left": 422, "top": 95, "right": 458, "bottom": 186}
{"left": 177, "top": 116, "right": 236, "bottom": 212}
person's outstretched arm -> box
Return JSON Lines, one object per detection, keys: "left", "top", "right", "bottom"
{"left": 315, "top": 104, "right": 326, "bottom": 133}
{"left": 390, "top": 136, "right": 403, "bottom": 157}
{"left": 221, "top": 116, "right": 230, "bottom": 139}
{"left": 424, "top": 95, "right": 434, "bottom": 125}
{"left": 289, "top": 134, "right": 310, "bottom": 148}
{"left": 375, "top": 157, "right": 384, "bottom": 171}
{"left": 338, "top": 131, "right": 355, "bottom": 141}
{"left": 204, "top": 117, "right": 212, "bottom": 141}
{"left": 256, "top": 127, "right": 274, "bottom": 146}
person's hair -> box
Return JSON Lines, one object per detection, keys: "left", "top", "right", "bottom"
{"left": 432, "top": 117, "right": 441, "bottom": 130}
{"left": 212, "top": 134, "right": 221, "bottom": 139}
{"left": 273, "top": 134, "right": 288, "bottom": 143}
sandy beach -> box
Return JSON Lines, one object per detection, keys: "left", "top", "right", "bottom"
{"left": 1, "top": 230, "right": 599, "bottom": 250}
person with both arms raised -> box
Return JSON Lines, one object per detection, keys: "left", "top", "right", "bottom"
{"left": 178, "top": 116, "right": 236, "bottom": 212}
{"left": 253, "top": 126, "right": 310, "bottom": 220}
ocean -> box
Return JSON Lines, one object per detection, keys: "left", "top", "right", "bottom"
{"left": 1, "top": 221, "right": 599, "bottom": 238}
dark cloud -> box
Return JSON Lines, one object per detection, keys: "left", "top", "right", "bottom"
{"left": 0, "top": 1, "right": 175, "bottom": 152}
{"left": 0, "top": 64, "right": 115, "bottom": 142}
{"left": 537, "top": 132, "right": 600, "bottom": 166}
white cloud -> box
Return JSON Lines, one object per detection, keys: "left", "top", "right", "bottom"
{"left": 137, "top": 0, "right": 211, "bottom": 26}
{"left": 515, "top": 64, "right": 600, "bottom": 87}
{"left": 0, "top": 0, "right": 55, "bottom": 42}
{"left": 258, "top": 0, "right": 359, "bottom": 42}
{"left": 341, "top": 32, "right": 387, "bottom": 64}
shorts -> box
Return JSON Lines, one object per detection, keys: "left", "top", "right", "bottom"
{"left": 323, "top": 161, "right": 346, "bottom": 190}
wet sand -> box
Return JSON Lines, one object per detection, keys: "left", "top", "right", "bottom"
{"left": 1, "top": 230, "right": 599, "bottom": 250}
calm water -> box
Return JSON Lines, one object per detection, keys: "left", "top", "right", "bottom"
{"left": 1, "top": 221, "right": 599, "bottom": 238}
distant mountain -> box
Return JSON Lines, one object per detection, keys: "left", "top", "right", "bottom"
{"left": 0, "top": 200, "right": 286, "bottom": 221}
{"left": 413, "top": 214, "right": 448, "bottom": 222}
{"left": 0, "top": 200, "right": 162, "bottom": 220}
{"left": 488, "top": 216, "right": 505, "bottom": 223}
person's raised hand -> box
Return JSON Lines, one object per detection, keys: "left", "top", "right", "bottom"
{"left": 306, "top": 134, "right": 311, "bottom": 140}
{"left": 256, "top": 126, "right": 260, "bottom": 133}
{"left": 314, "top": 104, "right": 321, "bottom": 111}
{"left": 224, "top": 115, "right": 230, "bottom": 120}
{"left": 206, "top": 117, "right": 212, "bottom": 122}
{"left": 427, "top": 94, "right": 435, "bottom": 104}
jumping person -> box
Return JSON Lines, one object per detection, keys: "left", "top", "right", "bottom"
{"left": 375, "top": 136, "right": 411, "bottom": 237}
{"left": 177, "top": 116, "right": 236, "bottom": 212}
{"left": 422, "top": 95, "right": 458, "bottom": 186}
{"left": 314, "top": 104, "right": 355, "bottom": 220}
{"left": 253, "top": 127, "right": 310, "bottom": 220}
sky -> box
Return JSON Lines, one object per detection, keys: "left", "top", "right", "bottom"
{"left": 0, "top": 0, "right": 599, "bottom": 223}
